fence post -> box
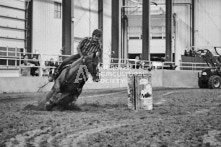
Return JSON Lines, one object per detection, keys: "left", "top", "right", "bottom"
{"left": 15, "top": 47, "right": 17, "bottom": 67}
{"left": 6, "top": 46, "right": 8, "bottom": 68}
{"left": 38, "top": 54, "right": 43, "bottom": 77}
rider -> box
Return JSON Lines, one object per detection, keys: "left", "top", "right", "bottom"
{"left": 48, "top": 29, "right": 102, "bottom": 82}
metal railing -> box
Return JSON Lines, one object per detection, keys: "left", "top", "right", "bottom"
{"left": 0, "top": 50, "right": 212, "bottom": 77}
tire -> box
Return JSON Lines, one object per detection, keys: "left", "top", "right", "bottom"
{"left": 198, "top": 79, "right": 208, "bottom": 88}
{"left": 208, "top": 75, "right": 221, "bottom": 89}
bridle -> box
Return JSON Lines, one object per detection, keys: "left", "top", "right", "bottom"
{"left": 84, "top": 55, "right": 99, "bottom": 78}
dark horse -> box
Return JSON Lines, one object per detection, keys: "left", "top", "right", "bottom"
{"left": 44, "top": 52, "right": 100, "bottom": 110}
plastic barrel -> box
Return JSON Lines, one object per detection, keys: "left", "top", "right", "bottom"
{"left": 127, "top": 73, "right": 152, "bottom": 110}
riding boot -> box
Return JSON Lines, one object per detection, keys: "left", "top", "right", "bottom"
{"left": 52, "top": 70, "right": 60, "bottom": 80}
{"left": 48, "top": 68, "right": 60, "bottom": 82}
{"left": 48, "top": 54, "right": 81, "bottom": 82}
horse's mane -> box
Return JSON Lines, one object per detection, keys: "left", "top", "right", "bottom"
{"left": 59, "top": 54, "right": 96, "bottom": 93}
{"left": 63, "top": 54, "right": 96, "bottom": 82}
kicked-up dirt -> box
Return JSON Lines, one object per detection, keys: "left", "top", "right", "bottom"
{"left": 1, "top": 87, "right": 221, "bottom": 147}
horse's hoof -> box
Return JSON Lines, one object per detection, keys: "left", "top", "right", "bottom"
{"left": 45, "top": 101, "right": 54, "bottom": 111}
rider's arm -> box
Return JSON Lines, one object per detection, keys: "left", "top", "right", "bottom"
{"left": 77, "top": 47, "right": 83, "bottom": 57}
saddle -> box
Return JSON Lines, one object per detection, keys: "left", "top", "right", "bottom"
{"left": 52, "top": 64, "right": 71, "bottom": 81}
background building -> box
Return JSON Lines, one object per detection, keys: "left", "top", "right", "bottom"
{"left": 0, "top": 0, "right": 221, "bottom": 69}
{"left": 0, "top": 0, "right": 27, "bottom": 67}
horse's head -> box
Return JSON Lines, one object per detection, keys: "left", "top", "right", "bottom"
{"left": 85, "top": 52, "right": 101, "bottom": 82}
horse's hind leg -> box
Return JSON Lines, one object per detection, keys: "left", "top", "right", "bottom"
{"left": 55, "top": 93, "right": 79, "bottom": 109}
{"left": 55, "top": 82, "right": 83, "bottom": 108}
{"left": 46, "top": 92, "right": 79, "bottom": 110}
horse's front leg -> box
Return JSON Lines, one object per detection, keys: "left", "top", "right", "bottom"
{"left": 45, "top": 88, "right": 56, "bottom": 102}
{"left": 37, "top": 88, "right": 56, "bottom": 110}
{"left": 45, "top": 80, "right": 61, "bottom": 110}
{"left": 46, "top": 90, "right": 81, "bottom": 110}
{"left": 44, "top": 90, "right": 58, "bottom": 111}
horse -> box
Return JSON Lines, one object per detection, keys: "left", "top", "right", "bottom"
{"left": 44, "top": 52, "right": 100, "bottom": 110}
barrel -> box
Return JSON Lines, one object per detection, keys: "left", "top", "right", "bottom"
{"left": 127, "top": 73, "right": 152, "bottom": 110}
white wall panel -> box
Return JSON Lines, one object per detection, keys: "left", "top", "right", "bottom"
{"left": 74, "top": 0, "right": 99, "bottom": 39}
{"left": 0, "top": 29, "right": 25, "bottom": 39}
{"left": 195, "top": 0, "right": 221, "bottom": 47}
{"left": 0, "top": 0, "right": 25, "bottom": 9}
{"left": 0, "top": 39, "right": 24, "bottom": 48}
{"left": 129, "top": 39, "right": 165, "bottom": 54}
{"left": 0, "top": 18, "right": 25, "bottom": 29}
{"left": 32, "top": 0, "right": 62, "bottom": 60}
{"left": 128, "top": 40, "right": 142, "bottom": 54}
{"left": 174, "top": 4, "right": 191, "bottom": 67}
{"left": 102, "top": 0, "right": 112, "bottom": 68}
{"left": 54, "top": 0, "right": 62, "bottom": 3}
{"left": 0, "top": 7, "right": 25, "bottom": 19}
{"left": 174, "top": 0, "right": 191, "bottom": 4}
{"left": 0, "top": 0, "right": 26, "bottom": 49}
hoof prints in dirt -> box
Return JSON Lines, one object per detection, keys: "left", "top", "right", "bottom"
{"left": 23, "top": 103, "right": 125, "bottom": 112}
{"left": 2, "top": 88, "right": 221, "bottom": 147}
{"left": 23, "top": 103, "right": 83, "bottom": 111}
{"left": 23, "top": 104, "right": 45, "bottom": 111}
{"left": 5, "top": 124, "right": 124, "bottom": 147}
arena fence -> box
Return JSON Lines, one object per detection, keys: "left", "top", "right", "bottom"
{"left": 0, "top": 49, "right": 210, "bottom": 77}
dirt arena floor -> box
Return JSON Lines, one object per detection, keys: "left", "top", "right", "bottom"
{"left": 1, "top": 87, "right": 221, "bottom": 147}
